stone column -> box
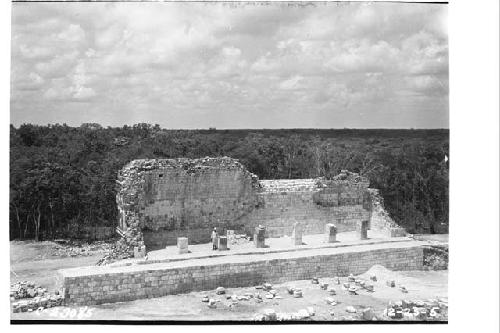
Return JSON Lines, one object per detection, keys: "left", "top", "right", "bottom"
{"left": 177, "top": 237, "right": 189, "bottom": 254}
{"left": 360, "top": 221, "right": 369, "bottom": 240}
{"left": 226, "top": 230, "right": 235, "bottom": 244}
{"left": 325, "top": 223, "right": 337, "bottom": 243}
{"left": 292, "top": 222, "right": 303, "bottom": 245}
{"left": 134, "top": 242, "right": 146, "bottom": 258}
{"left": 254, "top": 225, "right": 266, "bottom": 248}
{"left": 218, "top": 236, "right": 228, "bottom": 251}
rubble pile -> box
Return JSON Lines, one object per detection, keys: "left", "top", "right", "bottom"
{"left": 383, "top": 298, "right": 448, "bottom": 321}
{"left": 50, "top": 240, "right": 114, "bottom": 258}
{"left": 423, "top": 245, "right": 448, "bottom": 270}
{"left": 229, "top": 234, "right": 252, "bottom": 245}
{"left": 10, "top": 281, "right": 46, "bottom": 299}
{"left": 10, "top": 281, "right": 64, "bottom": 313}
{"left": 11, "top": 294, "right": 64, "bottom": 313}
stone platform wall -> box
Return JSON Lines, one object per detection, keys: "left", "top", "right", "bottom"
{"left": 58, "top": 244, "right": 424, "bottom": 305}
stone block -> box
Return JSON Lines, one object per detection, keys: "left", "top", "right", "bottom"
{"left": 226, "top": 230, "right": 235, "bottom": 243}
{"left": 254, "top": 225, "right": 266, "bottom": 248}
{"left": 218, "top": 236, "right": 228, "bottom": 251}
{"left": 177, "top": 237, "right": 189, "bottom": 254}
{"left": 360, "top": 220, "right": 369, "bottom": 240}
{"left": 133, "top": 246, "right": 146, "bottom": 259}
{"left": 291, "top": 222, "right": 303, "bottom": 246}
{"left": 325, "top": 224, "right": 337, "bottom": 243}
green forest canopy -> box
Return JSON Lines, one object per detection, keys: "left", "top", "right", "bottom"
{"left": 10, "top": 124, "right": 449, "bottom": 241}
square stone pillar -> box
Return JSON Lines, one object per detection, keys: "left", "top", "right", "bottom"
{"left": 360, "top": 221, "right": 369, "bottom": 240}
{"left": 226, "top": 230, "right": 235, "bottom": 244}
{"left": 218, "top": 236, "right": 228, "bottom": 251}
{"left": 134, "top": 244, "right": 146, "bottom": 258}
{"left": 292, "top": 222, "right": 303, "bottom": 246}
{"left": 254, "top": 225, "right": 266, "bottom": 248}
{"left": 325, "top": 223, "right": 337, "bottom": 243}
{"left": 177, "top": 237, "right": 189, "bottom": 254}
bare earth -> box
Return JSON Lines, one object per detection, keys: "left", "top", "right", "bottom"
{"left": 10, "top": 238, "right": 448, "bottom": 322}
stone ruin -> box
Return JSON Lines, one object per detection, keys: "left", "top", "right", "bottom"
{"left": 99, "top": 156, "right": 404, "bottom": 263}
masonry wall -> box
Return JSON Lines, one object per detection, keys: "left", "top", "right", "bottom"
{"left": 59, "top": 244, "right": 424, "bottom": 305}
{"left": 135, "top": 168, "right": 258, "bottom": 250}
{"left": 116, "top": 158, "right": 392, "bottom": 252}
{"left": 240, "top": 180, "right": 371, "bottom": 237}
{"left": 243, "top": 195, "right": 370, "bottom": 237}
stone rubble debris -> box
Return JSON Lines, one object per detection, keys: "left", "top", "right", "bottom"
{"left": 207, "top": 299, "right": 217, "bottom": 308}
{"left": 325, "top": 297, "right": 338, "bottom": 306}
{"left": 11, "top": 294, "right": 64, "bottom": 313}
{"left": 293, "top": 289, "right": 303, "bottom": 298}
{"left": 345, "top": 306, "right": 357, "bottom": 313}
{"left": 348, "top": 286, "right": 358, "bottom": 295}
{"left": 362, "top": 308, "right": 375, "bottom": 321}
{"left": 262, "top": 309, "right": 277, "bottom": 321}
{"left": 10, "top": 281, "right": 46, "bottom": 300}
{"left": 215, "top": 287, "right": 226, "bottom": 295}
{"left": 363, "top": 283, "right": 374, "bottom": 292}
{"left": 306, "top": 307, "right": 315, "bottom": 316}
{"left": 384, "top": 298, "right": 447, "bottom": 321}
{"left": 10, "top": 281, "right": 65, "bottom": 313}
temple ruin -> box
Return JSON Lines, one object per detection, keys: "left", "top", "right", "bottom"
{"left": 115, "top": 157, "right": 404, "bottom": 252}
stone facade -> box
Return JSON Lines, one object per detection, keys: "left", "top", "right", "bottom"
{"left": 115, "top": 157, "right": 401, "bottom": 252}
{"left": 59, "top": 243, "right": 424, "bottom": 306}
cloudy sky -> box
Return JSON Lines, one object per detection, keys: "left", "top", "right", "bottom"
{"left": 10, "top": 2, "right": 448, "bottom": 129}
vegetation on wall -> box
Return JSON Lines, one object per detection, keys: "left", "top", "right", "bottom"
{"left": 9, "top": 124, "right": 449, "bottom": 241}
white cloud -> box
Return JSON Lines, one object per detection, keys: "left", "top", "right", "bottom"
{"left": 10, "top": 2, "right": 449, "bottom": 128}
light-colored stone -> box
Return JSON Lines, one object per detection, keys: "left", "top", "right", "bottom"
{"left": 177, "top": 237, "right": 188, "bottom": 254}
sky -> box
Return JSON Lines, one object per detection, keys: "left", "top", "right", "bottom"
{"left": 10, "top": 2, "right": 448, "bottom": 129}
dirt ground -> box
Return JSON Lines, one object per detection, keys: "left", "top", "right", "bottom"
{"left": 10, "top": 240, "right": 448, "bottom": 322}
{"left": 10, "top": 241, "right": 107, "bottom": 292}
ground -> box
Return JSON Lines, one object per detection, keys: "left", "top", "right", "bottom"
{"left": 10, "top": 236, "right": 448, "bottom": 322}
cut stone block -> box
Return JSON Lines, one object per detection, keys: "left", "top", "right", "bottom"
{"left": 133, "top": 246, "right": 146, "bottom": 258}
{"left": 226, "top": 230, "right": 235, "bottom": 243}
{"left": 291, "top": 222, "right": 303, "bottom": 246}
{"left": 254, "top": 225, "right": 266, "bottom": 248}
{"left": 218, "top": 236, "right": 228, "bottom": 251}
{"left": 360, "top": 220, "right": 369, "bottom": 240}
{"left": 177, "top": 237, "right": 188, "bottom": 254}
{"left": 325, "top": 223, "right": 337, "bottom": 243}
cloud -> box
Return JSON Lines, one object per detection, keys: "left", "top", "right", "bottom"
{"left": 10, "top": 2, "right": 449, "bottom": 128}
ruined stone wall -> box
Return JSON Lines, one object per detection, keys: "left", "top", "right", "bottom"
{"left": 116, "top": 157, "right": 399, "bottom": 253}
{"left": 368, "top": 189, "right": 407, "bottom": 237}
{"left": 59, "top": 243, "right": 424, "bottom": 305}
{"left": 240, "top": 176, "right": 371, "bottom": 237}
{"left": 116, "top": 157, "right": 260, "bottom": 251}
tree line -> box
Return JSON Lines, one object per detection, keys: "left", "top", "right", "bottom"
{"left": 10, "top": 123, "right": 449, "bottom": 241}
